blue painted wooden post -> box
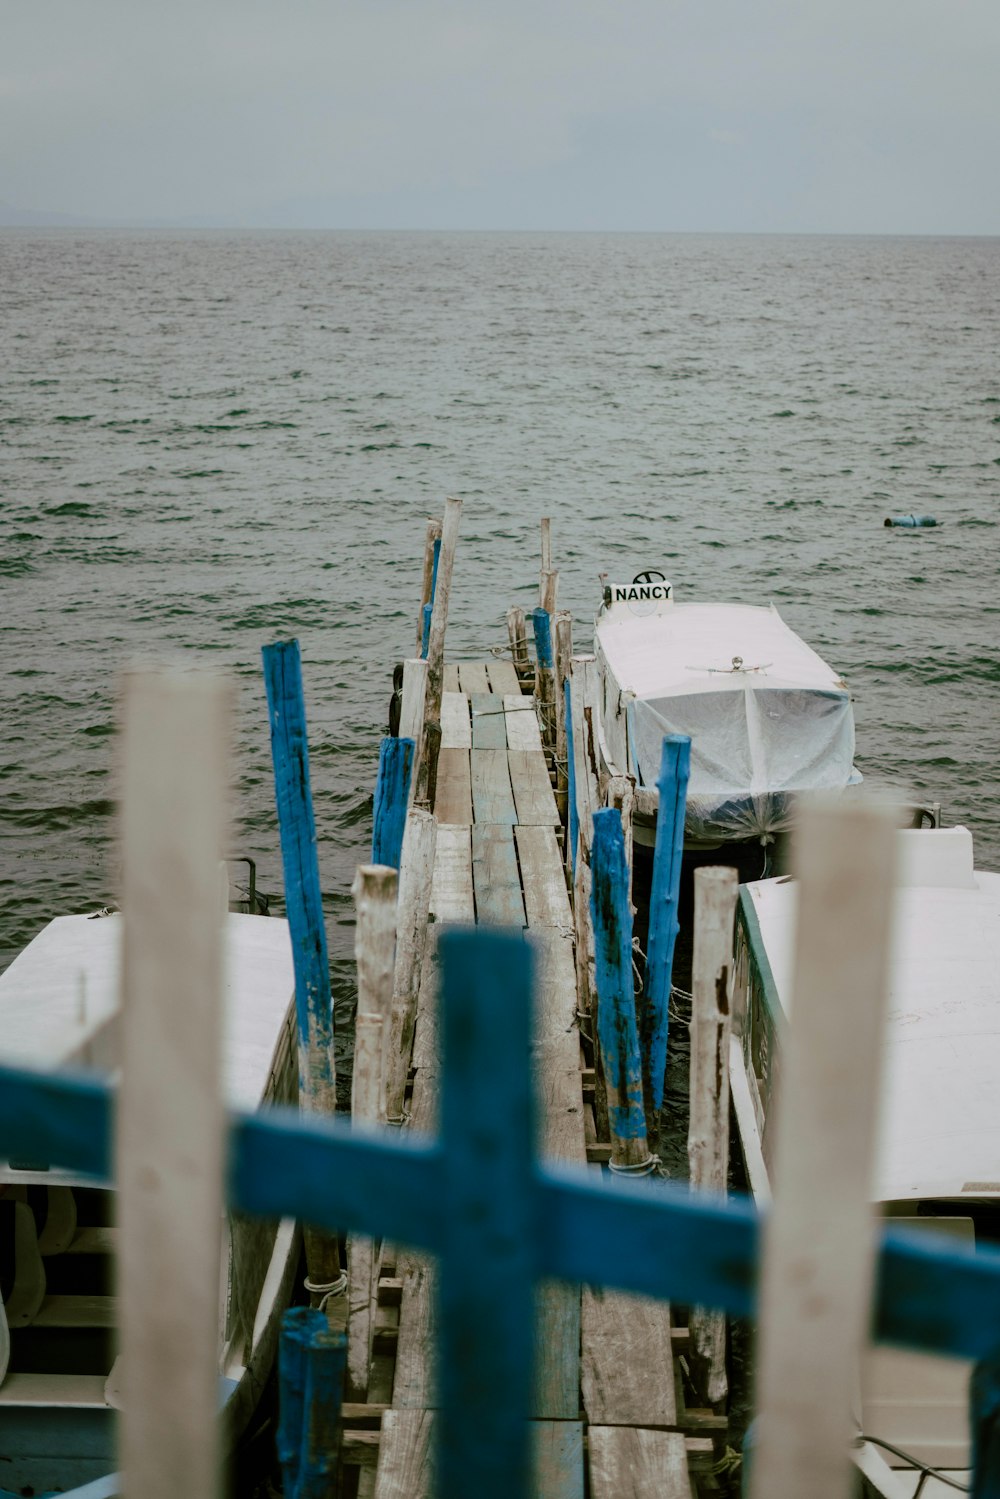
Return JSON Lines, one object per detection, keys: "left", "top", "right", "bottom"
{"left": 419, "top": 536, "right": 442, "bottom": 658}
{"left": 644, "top": 734, "right": 691, "bottom": 1112}
{"left": 262, "top": 640, "right": 336, "bottom": 1111}
{"left": 590, "top": 808, "right": 651, "bottom": 1171}
{"left": 298, "top": 1317, "right": 348, "bottom": 1499}
{"left": 371, "top": 735, "right": 415, "bottom": 868}
{"left": 564, "top": 676, "right": 578, "bottom": 877}
{"left": 532, "top": 606, "right": 553, "bottom": 671}
{"left": 972, "top": 1352, "right": 1000, "bottom": 1498}
{"left": 277, "top": 1307, "right": 312, "bottom": 1497}
{"left": 263, "top": 639, "right": 342, "bottom": 1292}
{"left": 438, "top": 929, "right": 536, "bottom": 1499}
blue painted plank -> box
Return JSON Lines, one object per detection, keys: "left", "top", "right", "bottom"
{"left": 590, "top": 809, "right": 647, "bottom": 1143}
{"left": 532, "top": 607, "right": 553, "bottom": 670}
{"left": 437, "top": 928, "right": 536, "bottom": 1499}
{"left": 371, "top": 735, "right": 415, "bottom": 868}
{"left": 643, "top": 734, "right": 690, "bottom": 1109}
{"left": 262, "top": 639, "right": 336, "bottom": 1099}
{"left": 420, "top": 601, "right": 432, "bottom": 659}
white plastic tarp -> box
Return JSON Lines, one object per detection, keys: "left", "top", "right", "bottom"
{"left": 630, "top": 680, "right": 856, "bottom": 841}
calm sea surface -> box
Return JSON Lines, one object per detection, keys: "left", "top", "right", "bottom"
{"left": 3, "top": 230, "right": 998, "bottom": 1008}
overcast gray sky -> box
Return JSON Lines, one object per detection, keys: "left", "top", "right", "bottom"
{"left": 2, "top": 0, "right": 998, "bottom": 233}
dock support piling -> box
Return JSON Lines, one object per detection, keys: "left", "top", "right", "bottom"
{"left": 590, "top": 808, "right": 651, "bottom": 1172}
{"left": 554, "top": 610, "right": 573, "bottom": 825}
{"left": 688, "top": 865, "right": 738, "bottom": 1408}
{"left": 346, "top": 1011, "right": 383, "bottom": 1402}
{"left": 506, "top": 605, "right": 530, "bottom": 680}
{"left": 398, "top": 658, "right": 428, "bottom": 799}
{"left": 417, "top": 497, "right": 462, "bottom": 806}
{"left": 643, "top": 735, "right": 691, "bottom": 1121}
{"left": 417, "top": 519, "right": 443, "bottom": 656}
{"left": 533, "top": 606, "right": 556, "bottom": 753}
{"left": 279, "top": 1307, "right": 347, "bottom": 1499}
{"left": 263, "top": 639, "right": 342, "bottom": 1297}
{"left": 385, "top": 809, "right": 437, "bottom": 1124}
{"left": 539, "top": 516, "right": 552, "bottom": 602}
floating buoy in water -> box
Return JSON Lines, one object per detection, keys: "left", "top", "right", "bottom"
{"left": 884, "top": 514, "right": 939, "bottom": 528}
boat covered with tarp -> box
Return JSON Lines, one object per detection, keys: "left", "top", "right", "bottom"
{"left": 594, "top": 582, "right": 859, "bottom": 846}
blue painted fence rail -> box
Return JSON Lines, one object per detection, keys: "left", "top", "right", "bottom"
{"left": 3, "top": 930, "right": 1000, "bottom": 1493}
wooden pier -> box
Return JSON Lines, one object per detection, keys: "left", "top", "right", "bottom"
{"left": 352, "top": 660, "right": 723, "bottom": 1498}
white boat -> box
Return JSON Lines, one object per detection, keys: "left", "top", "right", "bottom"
{"left": 0, "top": 909, "right": 301, "bottom": 1496}
{"left": 730, "top": 825, "right": 1000, "bottom": 1497}
{"left": 594, "top": 579, "right": 860, "bottom": 847}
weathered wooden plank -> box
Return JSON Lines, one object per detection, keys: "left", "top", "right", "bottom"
{"left": 503, "top": 694, "right": 544, "bottom": 751}
{"left": 430, "top": 825, "right": 475, "bottom": 924}
{"left": 531, "top": 932, "right": 578, "bottom": 1047}
{"left": 442, "top": 664, "right": 460, "bottom": 693}
{"left": 440, "top": 692, "right": 471, "bottom": 750}
{"left": 118, "top": 670, "right": 229, "bottom": 1499}
{"left": 434, "top": 749, "right": 472, "bottom": 826}
{"left": 457, "top": 661, "right": 491, "bottom": 696}
{"left": 470, "top": 693, "right": 508, "bottom": 750}
{"left": 34, "top": 1295, "right": 116, "bottom": 1329}
{"left": 471, "top": 824, "right": 525, "bottom": 927}
{"left": 589, "top": 1427, "right": 693, "bottom": 1499}
{"left": 374, "top": 1408, "right": 435, "bottom": 1498}
{"left": 582, "top": 1289, "right": 677, "bottom": 1426}
{"left": 374, "top": 1414, "right": 583, "bottom": 1499}
{"left": 750, "top": 803, "right": 898, "bottom": 1499}
{"left": 508, "top": 749, "right": 560, "bottom": 826}
{"left": 470, "top": 748, "right": 517, "bottom": 826}
{"left": 391, "top": 1065, "right": 438, "bottom": 1411}
{"left": 516, "top": 826, "right": 573, "bottom": 931}
{"left": 487, "top": 659, "right": 522, "bottom": 697}
{"left": 535, "top": 1036, "right": 587, "bottom": 1161}
{"left": 411, "top": 931, "right": 440, "bottom": 1072}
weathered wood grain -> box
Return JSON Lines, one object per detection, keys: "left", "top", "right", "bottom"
{"left": 470, "top": 692, "right": 508, "bottom": 750}
{"left": 440, "top": 691, "right": 471, "bottom": 749}
{"left": 589, "top": 1427, "right": 693, "bottom": 1499}
{"left": 471, "top": 824, "right": 525, "bottom": 926}
{"left": 487, "top": 659, "right": 522, "bottom": 696}
{"left": 508, "top": 749, "right": 560, "bottom": 826}
{"left": 515, "top": 825, "right": 573, "bottom": 930}
{"left": 470, "top": 748, "right": 517, "bottom": 826}
{"left": 582, "top": 1288, "right": 677, "bottom": 1426}
{"left": 503, "top": 694, "right": 544, "bottom": 751}
{"left": 433, "top": 748, "right": 472, "bottom": 826}
{"left": 442, "top": 664, "right": 460, "bottom": 693}
{"left": 457, "top": 661, "right": 491, "bottom": 696}
{"left": 374, "top": 1414, "right": 584, "bottom": 1499}
{"left": 429, "top": 825, "right": 475, "bottom": 924}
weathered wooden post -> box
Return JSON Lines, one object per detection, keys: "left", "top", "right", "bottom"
{"left": 417, "top": 496, "right": 462, "bottom": 805}
{"left": 643, "top": 734, "right": 690, "bottom": 1126}
{"left": 533, "top": 606, "right": 556, "bottom": 753}
{"left": 748, "top": 799, "right": 898, "bottom": 1499}
{"left": 263, "top": 639, "right": 343, "bottom": 1303}
{"left": 346, "top": 1010, "right": 383, "bottom": 1402}
{"left": 590, "top": 808, "right": 653, "bottom": 1173}
{"left": 348, "top": 863, "right": 396, "bottom": 1401}
{"left": 553, "top": 610, "right": 573, "bottom": 824}
{"left": 371, "top": 736, "right": 415, "bottom": 868}
{"left": 540, "top": 566, "right": 559, "bottom": 618}
{"left": 118, "top": 669, "right": 230, "bottom": 1499}
{"left": 539, "top": 515, "right": 551, "bottom": 601}
{"left": 564, "top": 674, "right": 577, "bottom": 881}
{"left": 384, "top": 808, "right": 437, "bottom": 1123}
{"left": 687, "top": 865, "right": 738, "bottom": 1408}
{"left": 604, "top": 773, "right": 635, "bottom": 913}
{"left": 416, "top": 518, "right": 442, "bottom": 656}
{"left": 569, "top": 653, "right": 606, "bottom": 1135}
{"left": 506, "top": 605, "right": 530, "bottom": 680}
{"left": 398, "top": 657, "right": 428, "bottom": 800}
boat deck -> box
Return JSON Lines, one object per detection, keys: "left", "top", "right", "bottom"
{"left": 352, "top": 662, "right": 720, "bottom": 1498}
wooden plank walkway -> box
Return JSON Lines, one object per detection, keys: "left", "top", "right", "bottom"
{"left": 365, "top": 664, "right": 709, "bottom": 1499}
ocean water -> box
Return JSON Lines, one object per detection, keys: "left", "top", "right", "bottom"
{"left": 3, "top": 229, "right": 999, "bottom": 1002}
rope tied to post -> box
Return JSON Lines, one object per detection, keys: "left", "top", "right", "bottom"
{"left": 304, "top": 1271, "right": 348, "bottom": 1310}
{"left": 609, "top": 1153, "right": 661, "bottom": 1178}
